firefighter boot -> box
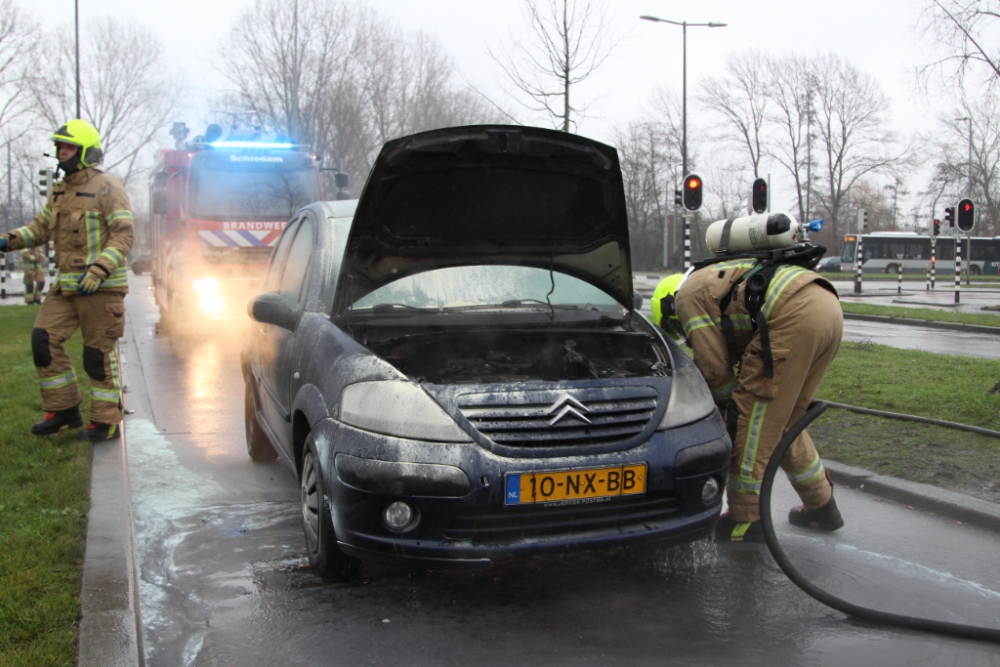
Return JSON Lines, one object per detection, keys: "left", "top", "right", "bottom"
{"left": 78, "top": 421, "right": 122, "bottom": 442}
{"left": 714, "top": 514, "right": 765, "bottom": 544}
{"left": 31, "top": 405, "right": 83, "bottom": 435}
{"left": 788, "top": 496, "right": 844, "bottom": 532}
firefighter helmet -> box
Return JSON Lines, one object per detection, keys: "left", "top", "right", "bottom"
{"left": 651, "top": 272, "right": 688, "bottom": 340}
{"left": 52, "top": 119, "right": 104, "bottom": 168}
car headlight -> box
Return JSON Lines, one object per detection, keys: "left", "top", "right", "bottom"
{"left": 340, "top": 381, "right": 472, "bottom": 442}
{"left": 658, "top": 366, "right": 716, "bottom": 430}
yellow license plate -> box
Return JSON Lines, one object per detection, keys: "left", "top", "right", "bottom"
{"left": 505, "top": 464, "right": 647, "bottom": 505}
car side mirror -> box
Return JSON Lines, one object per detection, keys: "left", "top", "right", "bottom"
{"left": 248, "top": 292, "right": 300, "bottom": 331}
{"left": 633, "top": 290, "right": 643, "bottom": 311}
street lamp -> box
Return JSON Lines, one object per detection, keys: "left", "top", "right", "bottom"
{"left": 640, "top": 14, "right": 726, "bottom": 269}
{"left": 955, "top": 116, "right": 973, "bottom": 198}
{"left": 639, "top": 15, "right": 726, "bottom": 180}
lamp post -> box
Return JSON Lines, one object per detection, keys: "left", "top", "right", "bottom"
{"left": 640, "top": 15, "right": 725, "bottom": 270}
{"left": 956, "top": 116, "right": 973, "bottom": 285}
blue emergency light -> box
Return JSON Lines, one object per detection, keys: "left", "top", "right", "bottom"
{"left": 208, "top": 141, "right": 295, "bottom": 150}
{"left": 807, "top": 219, "right": 824, "bottom": 232}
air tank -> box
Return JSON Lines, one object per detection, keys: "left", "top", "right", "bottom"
{"left": 705, "top": 213, "right": 801, "bottom": 253}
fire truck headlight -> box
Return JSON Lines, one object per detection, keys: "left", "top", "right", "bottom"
{"left": 193, "top": 277, "right": 220, "bottom": 293}
{"left": 198, "top": 293, "right": 226, "bottom": 316}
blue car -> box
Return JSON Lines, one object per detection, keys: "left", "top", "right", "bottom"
{"left": 242, "top": 125, "right": 730, "bottom": 578}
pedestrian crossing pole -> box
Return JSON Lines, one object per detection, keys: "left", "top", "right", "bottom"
{"left": 897, "top": 262, "right": 902, "bottom": 294}
{"left": 931, "top": 238, "right": 936, "bottom": 289}
{"left": 954, "top": 235, "right": 962, "bottom": 304}
{"left": 683, "top": 213, "right": 691, "bottom": 270}
{"left": 0, "top": 251, "right": 6, "bottom": 299}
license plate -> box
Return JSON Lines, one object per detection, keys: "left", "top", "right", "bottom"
{"left": 504, "top": 464, "right": 647, "bottom": 505}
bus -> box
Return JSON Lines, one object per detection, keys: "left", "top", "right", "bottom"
{"left": 840, "top": 232, "right": 1000, "bottom": 276}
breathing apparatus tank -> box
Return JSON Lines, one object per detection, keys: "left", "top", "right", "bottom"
{"left": 705, "top": 213, "right": 801, "bottom": 254}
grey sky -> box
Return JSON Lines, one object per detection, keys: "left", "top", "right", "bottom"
{"left": 31, "top": 0, "right": 942, "bottom": 218}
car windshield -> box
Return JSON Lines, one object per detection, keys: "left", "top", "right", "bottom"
{"left": 352, "top": 265, "right": 626, "bottom": 315}
{"left": 190, "top": 166, "right": 320, "bottom": 221}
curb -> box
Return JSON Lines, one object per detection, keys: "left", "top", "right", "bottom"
{"left": 76, "top": 424, "right": 143, "bottom": 667}
{"left": 825, "top": 460, "right": 1000, "bottom": 533}
{"left": 842, "top": 311, "right": 1000, "bottom": 335}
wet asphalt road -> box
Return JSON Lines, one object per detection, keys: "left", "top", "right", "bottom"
{"left": 118, "top": 277, "right": 1000, "bottom": 667}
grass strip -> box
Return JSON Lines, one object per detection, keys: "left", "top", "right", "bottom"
{"left": 0, "top": 307, "right": 91, "bottom": 667}
{"left": 840, "top": 301, "right": 1000, "bottom": 328}
{"left": 814, "top": 340, "right": 1000, "bottom": 503}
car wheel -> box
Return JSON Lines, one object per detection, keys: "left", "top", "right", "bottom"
{"left": 886, "top": 263, "right": 900, "bottom": 275}
{"left": 970, "top": 264, "right": 982, "bottom": 276}
{"left": 245, "top": 382, "right": 277, "bottom": 462}
{"left": 301, "top": 437, "right": 360, "bottom": 579}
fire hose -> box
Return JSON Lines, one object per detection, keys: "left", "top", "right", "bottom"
{"left": 759, "top": 400, "right": 1000, "bottom": 644}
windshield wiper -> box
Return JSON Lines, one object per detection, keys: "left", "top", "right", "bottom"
{"left": 367, "top": 303, "right": 441, "bottom": 315}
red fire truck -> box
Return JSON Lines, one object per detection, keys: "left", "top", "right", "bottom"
{"left": 149, "top": 124, "right": 324, "bottom": 329}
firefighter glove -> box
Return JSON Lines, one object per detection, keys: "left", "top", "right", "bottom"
{"left": 0, "top": 237, "right": 7, "bottom": 251}
{"left": 78, "top": 268, "right": 103, "bottom": 295}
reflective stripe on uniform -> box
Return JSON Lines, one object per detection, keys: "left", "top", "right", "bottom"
{"left": 40, "top": 370, "right": 77, "bottom": 390}
{"left": 40, "top": 206, "right": 51, "bottom": 221}
{"left": 739, "top": 400, "right": 768, "bottom": 484}
{"left": 788, "top": 453, "right": 825, "bottom": 485}
{"left": 58, "top": 272, "right": 86, "bottom": 292}
{"left": 15, "top": 225, "right": 36, "bottom": 246}
{"left": 713, "top": 259, "right": 756, "bottom": 272}
{"left": 85, "top": 211, "right": 101, "bottom": 264}
{"left": 727, "top": 476, "right": 762, "bottom": 492}
{"left": 683, "top": 313, "right": 717, "bottom": 336}
{"left": 711, "top": 377, "right": 736, "bottom": 402}
{"left": 107, "top": 210, "right": 133, "bottom": 225}
{"left": 761, "top": 265, "right": 809, "bottom": 318}
{"left": 92, "top": 347, "right": 122, "bottom": 403}
{"left": 99, "top": 247, "right": 125, "bottom": 269}
{"left": 100, "top": 266, "right": 129, "bottom": 288}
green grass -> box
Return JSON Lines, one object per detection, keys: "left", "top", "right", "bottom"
{"left": 840, "top": 301, "right": 1000, "bottom": 328}
{"left": 812, "top": 340, "right": 1000, "bottom": 502}
{"left": 0, "top": 307, "right": 92, "bottom": 667}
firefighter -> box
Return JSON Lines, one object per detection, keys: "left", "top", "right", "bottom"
{"left": 21, "top": 244, "right": 47, "bottom": 304}
{"left": 651, "top": 261, "right": 844, "bottom": 543}
{"left": 0, "top": 119, "right": 133, "bottom": 442}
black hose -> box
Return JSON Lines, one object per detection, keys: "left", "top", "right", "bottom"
{"left": 759, "top": 400, "right": 1000, "bottom": 644}
{"left": 824, "top": 400, "right": 1000, "bottom": 439}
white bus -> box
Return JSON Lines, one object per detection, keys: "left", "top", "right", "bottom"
{"left": 840, "top": 232, "right": 1000, "bottom": 276}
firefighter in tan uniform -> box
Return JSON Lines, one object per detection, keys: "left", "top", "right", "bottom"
{"left": 0, "top": 120, "right": 133, "bottom": 441}
{"left": 21, "top": 245, "right": 47, "bottom": 304}
{"left": 652, "top": 259, "right": 844, "bottom": 543}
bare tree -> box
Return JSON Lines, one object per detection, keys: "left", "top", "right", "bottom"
{"left": 488, "top": 0, "right": 618, "bottom": 132}
{"left": 809, "top": 53, "right": 916, "bottom": 243}
{"left": 699, "top": 50, "right": 769, "bottom": 177}
{"left": 928, "top": 98, "right": 1000, "bottom": 234}
{"left": 27, "top": 17, "right": 182, "bottom": 186}
{"left": 763, "top": 53, "right": 815, "bottom": 225}
{"left": 916, "top": 0, "right": 1000, "bottom": 93}
{"left": 217, "top": 0, "right": 499, "bottom": 192}
{"left": 0, "top": 0, "right": 39, "bottom": 144}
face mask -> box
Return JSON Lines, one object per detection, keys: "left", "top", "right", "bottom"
{"left": 57, "top": 145, "right": 83, "bottom": 176}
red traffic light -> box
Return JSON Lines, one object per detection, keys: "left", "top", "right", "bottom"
{"left": 963, "top": 202, "right": 972, "bottom": 212}
{"left": 682, "top": 173, "right": 703, "bottom": 211}
{"left": 957, "top": 198, "right": 975, "bottom": 232}
{"left": 751, "top": 177, "right": 767, "bottom": 214}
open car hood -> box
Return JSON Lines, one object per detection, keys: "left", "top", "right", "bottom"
{"left": 332, "top": 125, "right": 633, "bottom": 318}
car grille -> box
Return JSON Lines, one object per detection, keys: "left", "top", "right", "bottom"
{"left": 458, "top": 387, "right": 658, "bottom": 448}
{"left": 444, "top": 493, "right": 681, "bottom": 544}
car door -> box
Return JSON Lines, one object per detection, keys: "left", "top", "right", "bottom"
{"left": 257, "top": 213, "right": 316, "bottom": 451}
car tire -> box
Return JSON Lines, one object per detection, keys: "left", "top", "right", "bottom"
{"left": 886, "top": 263, "right": 901, "bottom": 275}
{"left": 970, "top": 264, "right": 982, "bottom": 276}
{"left": 245, "top": 382, "right": 277, "bottom": 462}
{"left": 301, "top": 437, "right": 360, "bottom": 579}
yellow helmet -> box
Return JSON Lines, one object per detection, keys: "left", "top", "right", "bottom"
{"left": 651, "top": 272, "right": 686, "bottom": 339}
{"left": 52, "top": 119, "right": 104, "bottom": 168}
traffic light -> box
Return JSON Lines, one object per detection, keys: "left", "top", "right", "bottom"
{"left": 751, "top": 177, "right": 767, "bottom": 214}
{"left": 933, "top": 219, "right": 941, "bottom": 236}
{"left": 944, "top": 206, "right": 955, "bottom": 228}
{"left": 863, "top": 209, "right": 869, "bottom": 229}
{"left": 38, "top": 168, "right": 53, "bottom": 197}
{"left": 682, "top": 174, "right": 702, "bottom": 212}
{"left": 674, "top": 189, "right": 682, "bottom": 207}
{"left": 957, "top": 198, "right": 975, "bottom": 232}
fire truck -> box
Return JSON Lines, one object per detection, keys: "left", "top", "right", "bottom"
{"left": 149, "top": 123, "right": 330, "bottom": 329}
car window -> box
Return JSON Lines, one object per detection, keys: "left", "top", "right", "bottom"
{"left": 264, "top": 219, "right": 299, "bottom": 293}
{"left": 277, "top": 217, "right": 314, "bottom": 308}
{"left": 352, "top": 265, "right": 624, "bottom": 313}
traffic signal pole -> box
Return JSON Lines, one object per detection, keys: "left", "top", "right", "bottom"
{"left": 955, "top": 235, "right": 962, "bottom": 304}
